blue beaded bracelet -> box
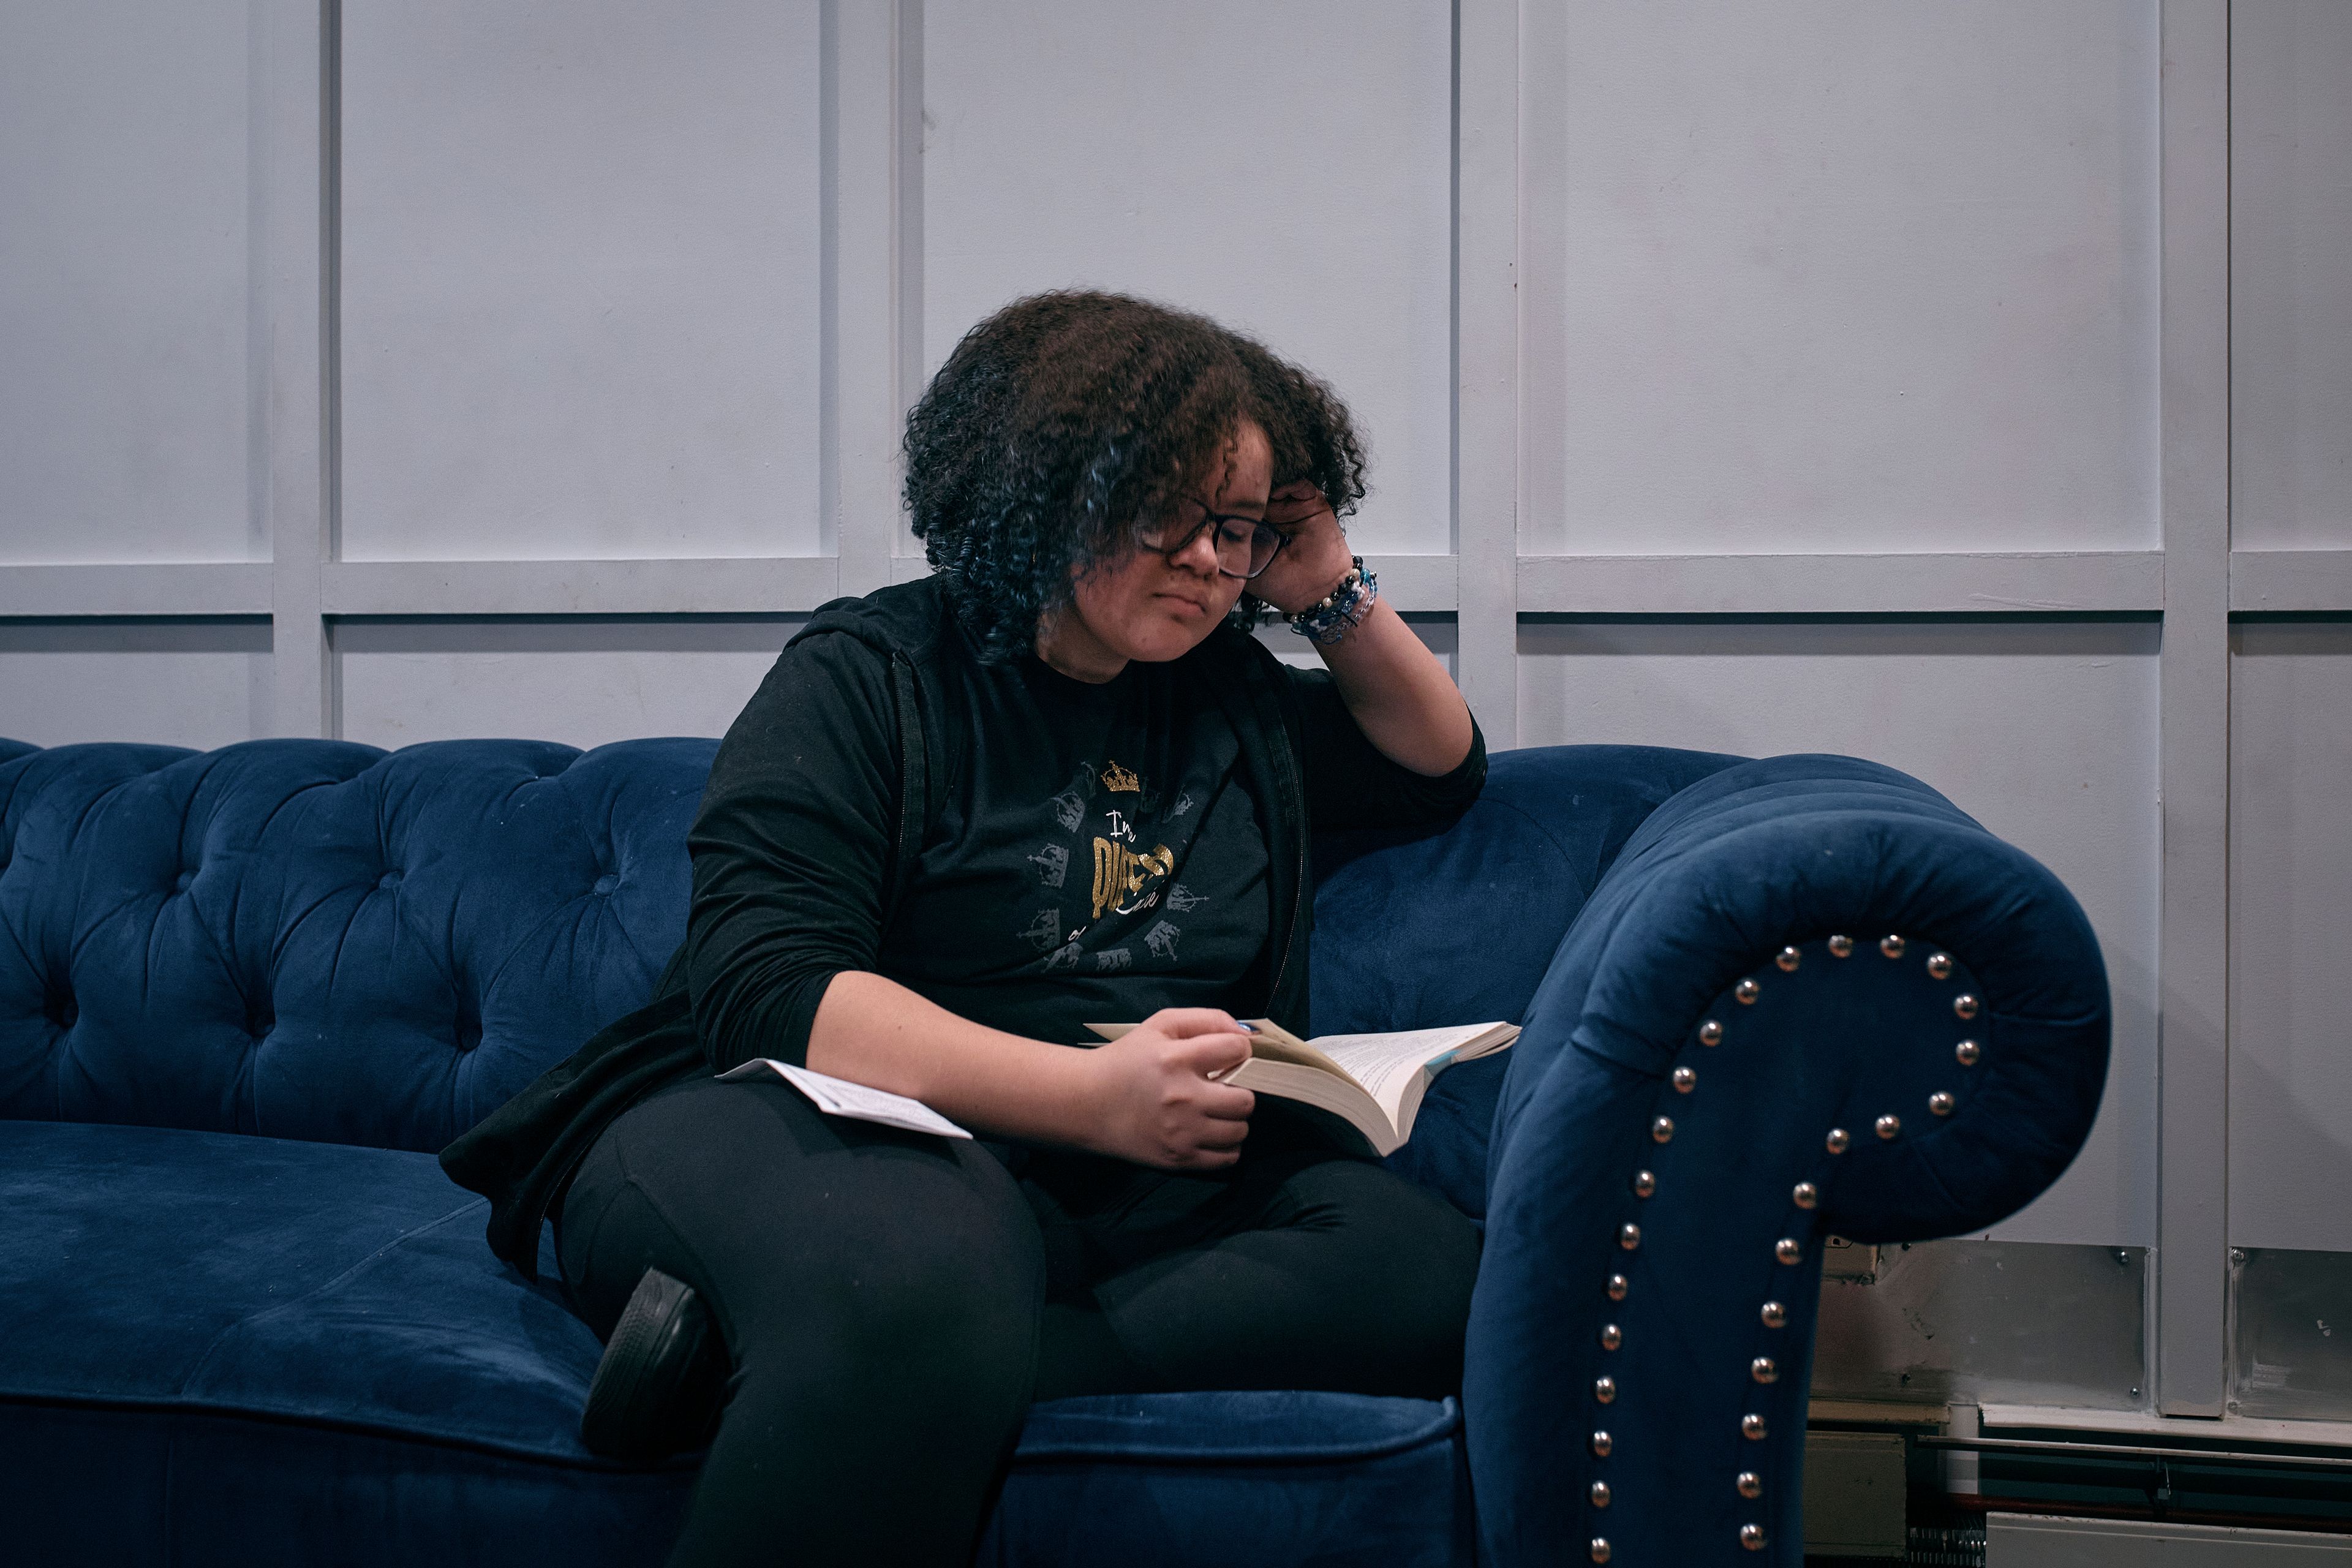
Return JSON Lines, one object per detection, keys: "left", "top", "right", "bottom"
{"left": 1287, "top": 556, "right": 1378, "bottom": 646}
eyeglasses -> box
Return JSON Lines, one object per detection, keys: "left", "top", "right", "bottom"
{"left": 1133, "top": 502, "right": 1288, "bottom": 581}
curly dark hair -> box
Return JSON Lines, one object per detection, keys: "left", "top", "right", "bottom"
{"left": 903, "top": 291, "right": 1368, "bottom": 663}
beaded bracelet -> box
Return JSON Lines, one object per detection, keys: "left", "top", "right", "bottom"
{"left": 1287, "top": 556, "right": 1378, "bottom": 646}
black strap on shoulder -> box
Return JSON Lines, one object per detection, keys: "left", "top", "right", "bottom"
{"left": 888, "top": 652, "right": 928, "bottom": 919}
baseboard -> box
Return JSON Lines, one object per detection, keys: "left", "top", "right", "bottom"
{"left": 1986, "top": 1512, "right": 2352, "bottom": 1564}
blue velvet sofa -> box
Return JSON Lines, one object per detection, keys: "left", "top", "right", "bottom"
{"left": 0, "top": 734, "right": 2108, "bottom": 1566}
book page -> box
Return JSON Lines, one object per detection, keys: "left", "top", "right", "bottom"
{"left": 1312, "top": 1025, "right": 1512, "bottom": 1123}
{"left": 1227, "top": 1057, "right": 1398, "bottom": 1157}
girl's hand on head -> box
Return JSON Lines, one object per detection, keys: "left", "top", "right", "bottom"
{"left": 1081, "top": 1008, "right": 1256, "bottom": 1169}
{"left": 1250, "top": 481, "right": 1358, "bottom": 616}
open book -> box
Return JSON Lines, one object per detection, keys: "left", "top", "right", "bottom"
{"left": 1085, "top": 1019, "right": 1518, "bottom": 1157}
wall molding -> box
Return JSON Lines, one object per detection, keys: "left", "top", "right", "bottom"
{"left": 319, "top": 558, "right": 843, "bottom": 618}
{"left": 1519, "top": 551, "right": 2165, "bottom": 616}
{"left": 2, "top": 548, "right": 2198, "bottom": 623}
{"left": 2231, "top": 548, "right": 2352, "bottom": 614}
{"left": 0, "top": 564, "right": 273, "bottom": 619}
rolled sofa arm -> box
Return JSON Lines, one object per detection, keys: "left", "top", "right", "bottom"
{"left": 1461, "top": 755, "right": 2110, "bottom": 1568}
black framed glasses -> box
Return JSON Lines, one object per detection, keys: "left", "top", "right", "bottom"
{"left": 1133, "top": 502, "right": 1287, "bottom": 580}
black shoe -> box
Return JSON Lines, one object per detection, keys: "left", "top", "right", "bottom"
{"left": 580, "top": 1267, "right": 728, "bottom": 1461}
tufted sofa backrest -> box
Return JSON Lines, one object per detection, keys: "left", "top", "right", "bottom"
{"left": 0, "top": 737, "right": 711, "bottom": 1153}
{"left": 0, "top": 734, "right": 1741, "bottom": 1158}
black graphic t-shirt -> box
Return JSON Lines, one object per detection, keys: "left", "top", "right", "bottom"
{"left": 880, "top": 654, "right": 1270, "bottom": 1046}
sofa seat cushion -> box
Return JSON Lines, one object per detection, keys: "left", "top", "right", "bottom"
{"left": 4, "top": 1120, "right": 1471, "bottom": 1566}
{"left": 984, "top": 1392, "right": 1472, "bottom": 1567}
{"left": 0, "top": 1118, "right": 604, "bottom": 1452}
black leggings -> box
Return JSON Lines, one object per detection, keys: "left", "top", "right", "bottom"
{"left": 556, "top": 1072, "right": 1480, "bottom": 1568}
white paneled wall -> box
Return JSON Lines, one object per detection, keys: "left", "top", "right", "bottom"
{"left": 338, "top": 2, "right": 824, "bottom": 562}
{"left": 2227, "top": 622, "right": 2352, "bottom": 1253}
{"left": 4, "top": 0, "right": 2348, "bottom": 1433}
{"left": 2233, "top": 0, "right": 2352, "bottom": 552}
{"left": 335, "top": 616, "right": 804, "bottom": 750}
{"left": 0, "top": 0, "right": 262, "bottom": 564}
{"left": 0, "top": 620, "right": 271, "bottom": 748}
{"left": 921, "top": 0, "right": 1455, "bottom": 556}
{"left": 1524, "top": 1, "right": 2160, "bottom": 556}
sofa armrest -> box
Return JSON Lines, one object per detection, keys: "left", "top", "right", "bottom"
{"left": 1463, "top": 755, "right": 2109, "bottom": 1568}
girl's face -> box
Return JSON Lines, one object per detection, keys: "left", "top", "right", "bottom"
{"left": 1036, "top": 421, "right": 1272, "bottom": 682}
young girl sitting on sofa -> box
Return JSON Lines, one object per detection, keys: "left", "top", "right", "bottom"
{"left": 445, "top": 290, "right": 1488, "bottom": 1568}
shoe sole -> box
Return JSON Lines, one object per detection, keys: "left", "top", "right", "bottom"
{"left": 581, "top": 1267, "right": 724, "bottom": 1461}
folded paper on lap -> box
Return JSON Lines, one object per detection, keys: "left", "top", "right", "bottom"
{"left": 716, "top": 1059, "right": 974, "bottom": 1139}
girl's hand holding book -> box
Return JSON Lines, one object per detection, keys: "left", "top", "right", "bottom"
{"left": 1080, "top": 1008, "right": 1257, "bottom": 1170}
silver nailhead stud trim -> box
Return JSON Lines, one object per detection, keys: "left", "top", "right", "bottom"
{"left": 1956, "top": 1039, "right": 1981, "bottom": 1066}
{"left": 1735, "top": 978, "right": 1761, "bottom": 1005}
{"left": 1880, "top": 934, "right": 1906, "bottom": 959}
{"left": 1826, "top": 1128, "right": 1851, "bottom": 1154}
{"left": 1591, "top": 1540, "right": 1612, "bottom": 1564}
{"left": 1776, "top": 946, "right": 1801, "bottom": 972}
{"left": 1743, "top": 1414, "right": 1768, "bottom": 1440}
{"left": 1954, "top": 993, "right": 1980, "bottom": 1019}
{"left": 1591, "top": 1481, "right": 1612, "bottom": 1508}
{"left": 1634, "top": 1170, "right": 1656, "bottom": 1198}
{"left": 1776, "top": 1238, "right": 1802, "bottom": 1264}
{"left": 1737, "top": 1472, "right": 1763, "bottom": 1499}
{"left": 1600, "top": 1324, "right": 1623, "bottom": 1351}
{"left": 1698, "top": 1019, "right": 1724, "bottom": 1046}
{"left": 1619, "top": 1223, "right": 1642, "bottom": 1251}
{"left": 1930, "top": 1091, "right": 1955, "bottom": 1117}
{"left": 1828, "top": 935, "right": 1854, "bottom": 957}
{"left": 1673, "top": 1066, "right": 1697, "bottom": 1093}
{"left": 1608, "top": 1273, "right": 1629, "bottom": 1301}
{"left": 1927, "top": 952, "right": 1954, "bottom": 979}
{"left": 1652, "top": 1115, "right": 1675, "bottom": 1144}
{"left": 1741, "top": 1523, "right": 1767, "bottom": 1550}
{"left": 1591, "top": 1431, "right": 1613, "bottom": 1458}
{"left": 1594, "top": 1376, "right": 1617, "bottom": 1403}
{"left": 1760, "top": 1300, "right": 1787, "bottom": 1329}
{"left": 1793, "top": 1182, "right": 1819, "bottom": 1209}
{"left": 1877, "top": 1114, "right": 1901, "bottom": 1140}
{"left": 1751, "top": 1357, "right": 1779, "bottom": 1384}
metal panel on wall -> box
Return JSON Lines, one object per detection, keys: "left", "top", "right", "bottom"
{"left": 335, "top": 617, "right": 801, "bottom": 752}
{"left": 2232, "top": 1, "right": 2352, "bottom": 552}
{"left": 337, "top": 1, "right": 824, "bottom": 563}
{"left": 0, "top": 0, "right": 261, "bottom": 565}
{"left": 921, "top": 0, "right": 1455, "bottom": 557}
{"left": 1522, "top": 0, "right": 2161, "bottom": 556}
{"left": 1517, "top": 617, "right": 2161, "bottom": 1247}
